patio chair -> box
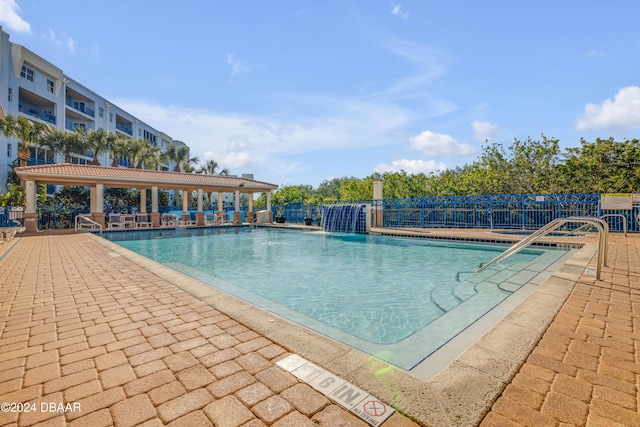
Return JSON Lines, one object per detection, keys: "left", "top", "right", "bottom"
{"left": 161, "top": 213, "right": 178, "bottom": 227}
{"left": 122, "top": 213, "right": 137, "bottom": 229}
{"left": 108, "top": 213, "right": 125, "bottom": 229}
{"left": 179, "top": 212, "right": 195, "bottom": 226}
{"left": 204, "top": 213, "right": 221, "bottom": 226}
{"left": 136, "top": 213, "right": 154, "bottom": 228}
{"left": 215, "top": 212, "right": 230, "bottom": 225}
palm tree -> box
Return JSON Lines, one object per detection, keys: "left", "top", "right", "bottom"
{"left": 110, "top": 134, "right": 129, "bottom": 167}
{"left": 197, "top": 159, "right": 230, "bottom": 205}
{"left": 182, "top": 155, "right": 201, "bottom": 173}
{"left": 163, "top": 142, "right": 179, "bottom": 171}
{"left": 86, "top": 128, "right": 112, "bottom": 165}
{"left": 0, "top": 115, "right": 51, "bottom": 166}
{"left": 142, "top": 144, "right": 163, "bottom": 170}
{"left": 45, "top": 129, "right": 86, "bottom": 163}
{"left": 128, "top": 139, "right": 148, "bottom": 169}
{"left": 197, "top": 159, "right": 230, "bottom": 176}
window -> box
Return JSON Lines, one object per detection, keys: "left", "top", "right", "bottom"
{"left": 7, "top": 143, "right": 12, "bottom": 158}
{"left": 7, "top": 88, "right": 12, "bottom": 102}
{"left": 47, "top": 79, "right": 54, "bottom": 93}
{"left": 99, "top": 107, "right": 104, "bottom": 118}
{"left": 109, "top": 113, "right": 113, "bottom": 122}
{"left": 20, "top": 65, "right": 35, "bottom": 82}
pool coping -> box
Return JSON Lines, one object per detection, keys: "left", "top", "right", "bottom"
{"left": 88, "top": 230, "right": 597, "bottom": 427}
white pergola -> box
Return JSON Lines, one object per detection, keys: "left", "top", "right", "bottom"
{"left": 15, "top": 164, "right": 278, "bottom": 232}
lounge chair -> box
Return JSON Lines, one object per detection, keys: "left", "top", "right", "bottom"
{"left": 122, "top": 214, "right": 137, "bottom": 229}
{"left": 215, "top": 212, "right": 231, "bottom": 225}
{"left": 136, "top": 214, "right": 154, "bottom": 228}
{"left": 205, "top": 213, "right": 222, "bottom": 226}
{"left": 179, "top": 212, "right": 195, "bottom": 226}
{"left": 161, "top": 213, "right": 178, "bottom": 227}
{"left": 108, "top": 213, "right": 125, "bottom": 229}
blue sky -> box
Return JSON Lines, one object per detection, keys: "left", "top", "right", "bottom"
{"left": 2, "top": 1, "right": 640, "bottom": 188}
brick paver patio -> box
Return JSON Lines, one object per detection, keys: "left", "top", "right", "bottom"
{"left": 0, "top": 234, "right": 418, "bottom": 426}
{"left": 481, "top": 234, "right": 640, "bottom": 427}
{"left": 0, "top": 230, "right": 638, "bottom": 426}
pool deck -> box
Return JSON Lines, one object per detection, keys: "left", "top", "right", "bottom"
{"left": 0, "top": 227, "right": 638, "bottom": 426}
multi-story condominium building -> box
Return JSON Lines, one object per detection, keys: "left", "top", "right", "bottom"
{"left": 0, "top": 25, "right": 189, "bottom": 194}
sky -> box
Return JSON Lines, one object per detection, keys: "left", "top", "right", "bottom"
{"left": 2, "top": 1, "right": 640, "bottom": 188}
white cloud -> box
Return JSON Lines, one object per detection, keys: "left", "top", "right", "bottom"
{"left": 375, "top": 159, "right": 446, "bottom": 175}
{"left": 66, "top": 37, "right": 77, "bottom": 53}
{"left": 577, "top": 86, "right": 640, "bottom": 131}
{"left": 226, "top": 54, "right": 248, "bottom": 77}
{"left": 472, "top": 120, "right": 498, "bottom": 141}
{"left": 0, "top": 0, "right": 30, "bottom": 33}
{"left": 390, "top": 3, "right": 409, "bottom": 19}
{"left": 409, "top": 130, "right": 475, "bottom": 157}
{"left": 112, "top": 95, "right": 416, "bottom": 179}
{"left": 203, "top": 150, "right": 256, "bottom": 169}
{"left": 43, "top": 29, "right": 76, "bottom": 53}
{"left": 91, "top": 43, "right": 100, "bottom": 57}
{"left": 585, "top": 49, "right": 606, "bottom": 58}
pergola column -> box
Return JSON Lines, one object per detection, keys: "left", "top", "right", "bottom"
{"left": 372, "top": 175, "right": 384, "bottom": 228}
{"left": 139, "top": 188, "right": 147, "bottom": 213}
{"left": 246, "top": 193, "right": 254, "bottom": 223}
{"left": 182, "top": 189, "right": 189, "bottom": 213}
{"left": 266, "top": 191, "right": 273, "bottom": 222}
{"left": 196, "top": 189, "right": 204, "bottom": 226}
{"left": 90, "top": 184, "right": 105, "bottom": 227}
{"left": 149, "top": 186, "right": 160, "bottom": 227}
{"left": 233, "top": 190, "right": 241, "bottom": 224}
{"left": 218, "top": 191, "right": 224, "bottom": 221}
{"left": 23, "top": 180, "right": 38, "bottom": 232}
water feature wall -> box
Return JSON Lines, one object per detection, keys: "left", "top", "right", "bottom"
{"left": 321, "top": 204, "right": 370, "bottom": 233}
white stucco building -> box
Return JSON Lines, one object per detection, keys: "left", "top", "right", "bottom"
{"left": 0, "top": 25, "right": 187, "bottom": 193}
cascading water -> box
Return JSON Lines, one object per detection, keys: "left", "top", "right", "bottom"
{"left": 321, "top": 204, "right": 368, "bottom": 233}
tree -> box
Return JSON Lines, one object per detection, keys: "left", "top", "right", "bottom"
{"left": 85, "top": 128, "right": 113, "bottom": 165}
{"left": 337, "top": 177, "right": 371, "bottom": 201}
{"left": 198, "top": 159, "right": 230, "bottom": 204}
{"left": 0, "top": 115, "right": 51, "bottom": 166}
{"left": 142, "top": 144, "right": 163, "bottom": 170}
{"left": 127, "top": 139, "right": 148, "bottom": 168}
{"left": 110, "top": 134, "right": 130, "bottom": 167}
{"left": 46, "top": 186, "right": 90, "bottom": 206}
{"left": 45, "top": 129, "right": 86, "bottom": 163}
{"left": 197, "top": 159, "right": 230, "bottom": 176}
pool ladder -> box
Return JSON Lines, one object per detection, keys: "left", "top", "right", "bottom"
{"left": 477, "top": 217, "right": 608, "bottom": 280}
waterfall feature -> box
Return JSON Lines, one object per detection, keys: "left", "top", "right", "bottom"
{"left": 321, "top": 204, "right": 369, "bottom": 233}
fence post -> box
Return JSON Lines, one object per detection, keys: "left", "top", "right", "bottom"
{"left": 453, "top": 197, "right": 457, "bottom": 228}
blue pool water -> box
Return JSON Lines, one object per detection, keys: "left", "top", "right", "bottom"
{"left": 105, "top": 227, "right": 569, "bottom": 369}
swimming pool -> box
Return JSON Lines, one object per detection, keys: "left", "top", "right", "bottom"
{"left": 105, "top": 227, "right": 570, "bottom": 370}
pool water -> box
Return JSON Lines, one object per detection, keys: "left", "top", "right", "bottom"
{"left": 106, "top": 227, "right": 569, "bottom": 369}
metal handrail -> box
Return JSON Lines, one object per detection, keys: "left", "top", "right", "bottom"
{"left": 600, "top": 214, "right": 627, "bottom": 236}
{"left": 478, "top": 216, "right": 608, "bottom": 279}
{"left": 74, "top": 214, "right": 103, "bottom": 236}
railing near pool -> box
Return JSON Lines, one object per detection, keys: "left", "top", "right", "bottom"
{"left": 7, "top": 193, "right": 640, "bottom": 233}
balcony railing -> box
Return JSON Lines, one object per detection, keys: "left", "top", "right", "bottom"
{"left": 18, "top": 103, "right": 56, "bottom": 125}
{"left": 115, "top": 123, "right": 133, "bottom": 135}
{"left": 65, "top": 98, "right": 95, "bottom": 117}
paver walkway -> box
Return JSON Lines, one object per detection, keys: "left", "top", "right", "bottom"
{"left": 1, "top": 231, "right": 638, "bottom": 426}
{"left": 0, "top": 234, "right": 418, "bottom": 426}
{"left": 482, "top": 234, "right": 640, "bottom": 427}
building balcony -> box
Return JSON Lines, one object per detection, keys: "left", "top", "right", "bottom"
{"left": 18, "top": 103, "right": 56, "bottom": 125}
{"left": 115, "top": 123, "right": 133, "bottom": 136}
{"left": 65, "top": 97, "right": 95, "bottom": 117}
